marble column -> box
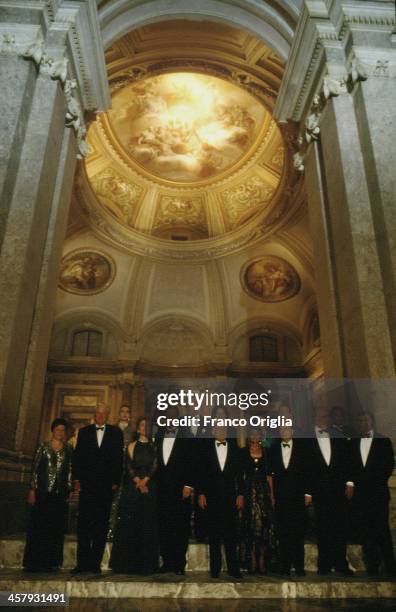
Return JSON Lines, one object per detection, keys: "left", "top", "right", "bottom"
{"left": 275, "top": 0, "right": 396, "bottom": 382}
{"left": 0, "top": 1, "right": 109, "bottom": 533}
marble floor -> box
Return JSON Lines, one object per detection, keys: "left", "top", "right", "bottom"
{"left": 0, "top": 569, "right": 395, "bottom": 604}
{"left": 10, "top": 599, "right": 396, "bottom": 612}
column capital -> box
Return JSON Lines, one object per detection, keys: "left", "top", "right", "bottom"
{"left": 0, "top": 0, "right": 110, "bottom": 157}
{"left": 275, "top": 0, "right": 396, "bottom": 124}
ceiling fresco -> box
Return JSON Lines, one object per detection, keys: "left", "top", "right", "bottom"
{"left": 108, "top": 73, "right": 266, "bottom": 183}
{"left": 75, "top": 22, "right": 301, "bottom": 254}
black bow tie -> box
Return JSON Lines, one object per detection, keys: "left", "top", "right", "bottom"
{"left": 318, "top": 429, "right": 328, "bottom": 435}
{"left": 166, "top": 428, "right": 176, "bottom": 434}
{"left": 216, "top": 441, "right": 226, "bottom": 446}
{"left": 363, "top": 433, "right": 372, "bottom": 438}
{"left": 96, "top": 426, "right": 104, "bottom": 431}
{"left": 282, "top": 443, "right": 290, "bottom": 448}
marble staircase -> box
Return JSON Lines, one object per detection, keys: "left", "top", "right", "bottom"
{"left": 0, "top": 538, "right": 395, "bottom": 599}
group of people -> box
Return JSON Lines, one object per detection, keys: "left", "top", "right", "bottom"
{"left": 23, "top": 402, "right": 395, "bottom": 581}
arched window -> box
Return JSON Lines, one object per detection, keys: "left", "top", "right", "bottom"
{"left": 72, "top": 330, "right": 103, "bottom": 357}
{"left": 249, "top": 334, "right": 278, "bottom": 362}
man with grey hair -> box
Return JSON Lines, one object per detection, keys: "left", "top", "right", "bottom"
{"left": 71, "top": 403, "right": 123, "bottom": 574}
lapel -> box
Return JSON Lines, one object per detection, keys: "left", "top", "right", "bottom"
{"left": 315, "top": 435, "right": 332, "bottom": 467}
{"left": 214, "top": 439, "right": 228, "bottom": 472}
{"left": 279, "top": 440, "right": 293, "bottom": 471}
{"left": 92, "top": 424, "right": 109, "bottom": 450}
{"left": 361, "top": 435, "right": 375, "bottom": 469}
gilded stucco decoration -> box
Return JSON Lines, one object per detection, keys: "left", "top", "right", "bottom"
{"left": 90, "top": 168, "right": 144, "bottom": 226}
{"left": 153, "top": 196, "right": 206, "bottom": 234}
{"left": 241, "top": 256, "right": 300, "bottom": 302}
{"left": 220, "top": 176, "right": 275, "bottom": 228}
{"left": 59, "top": 250, "right": 116, "bottom": 295}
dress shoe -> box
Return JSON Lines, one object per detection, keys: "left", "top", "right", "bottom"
{"left": 279, "top": 571, "right": 291, "bottom": 578}
{"left": 295, "top": 569, "right": 306, "bottom": 577}
{"left": 228, "top": 571, "right": 243, "bottom": 580}
{"left": 90, "top": 567, "right": 102, "bottom": 574}
{"left": 210, "top": 571, "right": 220, "bottom": 578}
{"left": 157, "top": 565, "right": 171, "bottom": 574}
{"left": 335, "top": 568, "right": 354, "bottom": 577}
{"left": 175, "top": 570, "right": 185, "bottom": 576}
{"left": 317, "top": 569, "right": 331, "bottom": 576}
{"left": 70, "top": 566, "right": 86, "bottom": 575}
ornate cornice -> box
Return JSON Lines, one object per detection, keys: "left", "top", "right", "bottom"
{"left": 0, "top": 0, "right": 110, "bottom": 157}
{"left": 275, "top": 0, "right": 396, "bottom": 123}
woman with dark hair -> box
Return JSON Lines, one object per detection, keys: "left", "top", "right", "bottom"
{"left": 110, "top": 417, "right": 159, "bottom": 574}
{"left": 23, "top": 418, "right": 72, "bottom": 572}
{"left": 240, "top": 427, "right": 277, "bottom": 574}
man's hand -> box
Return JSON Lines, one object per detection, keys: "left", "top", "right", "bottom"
{"left": 236, "top": 495, "right": 244, "bottom": 511}
{"left": 304, "top": 494, "right": 312, "bottom": 507}
{"left": 198, "top": 494, "right": 207, "bottom": 509}
{"left": 27, "top": 489, "right": 36, "bottom": 506}
{"left": 111, "top": 484, "right": 119, "bottom": 492}
{"left": 345, "top": 484, "right": 354, "bottom": 500}
{"left": 182, "top": 486, "right": 193, "bottom": 499}
{"left": 270, "top": 494, "right": 276, "bottom": 508}
{"left": 73, "top": 480, "right": 81, "bottom": 493}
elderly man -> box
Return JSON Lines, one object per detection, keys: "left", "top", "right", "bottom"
{"left": 71, "top": 403, "right": 123, "bottom": 574}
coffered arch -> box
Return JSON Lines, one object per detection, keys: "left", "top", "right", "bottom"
{"left": 98, "top": 0, "right": 302, "bottom": 61}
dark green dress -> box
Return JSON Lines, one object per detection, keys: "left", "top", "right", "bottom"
{"left": 110, "top": 440, "right": 159, "bottom": 574}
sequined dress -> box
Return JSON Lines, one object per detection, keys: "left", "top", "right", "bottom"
{"left": 23, "top": 442, "right": 72, "bottom": 571}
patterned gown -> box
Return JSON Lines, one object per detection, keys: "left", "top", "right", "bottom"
{"left": 23, "top": 442, "right": 72, "bottom": 571}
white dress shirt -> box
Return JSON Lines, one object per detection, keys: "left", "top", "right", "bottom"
{"left": 162, "top": 431, "right": 177, "bottom": 465}
{"left": 281, "top": 439, "right": 293, "bottom": 469}
{"left": 96, "top": 424, "right": 106, "bottom": 447}
{"left": 215, "top": 440, "right": 228, "bottom": 471}
{"left": 315, "top": 426, "right": 331, "bottom": 466}
{"left": 360, "top": 430, "right": 374, "bottom": 467}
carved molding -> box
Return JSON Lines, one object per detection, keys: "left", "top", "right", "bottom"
{"left": 275, "top": 0, "right": 396, "bottom": 123}
{"left": 21, "top": 42, "right": 89, "bottom": 158}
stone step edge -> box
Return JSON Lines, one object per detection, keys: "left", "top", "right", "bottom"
{"left": 0, "top": 578, "right": 395, "bottom": 599}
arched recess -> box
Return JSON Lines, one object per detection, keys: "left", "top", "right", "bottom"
{"left": 229, "top": 316, "right": 303, "bottom": 369}
{"left": 99, "top": 0, "right": 301, "bottom": 61}
{"left": 137, "top": 314, "right": 216, "bottom": 369}
{"left": 50, "top": 309, "right": 125, "bottom": 359}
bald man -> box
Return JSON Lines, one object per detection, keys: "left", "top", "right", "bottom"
{"left": 72, "top": 404, "right": 123, "bottom": 574}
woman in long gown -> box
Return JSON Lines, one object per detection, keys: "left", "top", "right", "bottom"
{"left": 110, "top": 417, "right": 159, "bottom": 574}
{"left": 240, "top": 428, "right": 277, "bottom": 574}
{"left": 23, "top": 418, "right": 72, "bottom": 572}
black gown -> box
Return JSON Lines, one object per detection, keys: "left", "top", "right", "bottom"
{"left": 110, "top": 440, "right": 159, "bottom": 574}
{"left": 239, "top": 447, "right": 277, "bottom": 572}
{"left": 23, "top": 442, "right": 72, "bottom": 571}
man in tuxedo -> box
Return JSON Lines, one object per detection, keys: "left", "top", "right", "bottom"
{"left": 349, "top": 412, "right": 396, "bottom": 576}
{"left": 307, "top": 410, "right": 354, "bottom": 576}
{"left": 328, "top": 405, "right": 351, "bottom": 439}
{"left": 156, "top": 405, "right": 194, "bottom": 575}
{"left": 117, "top": 404, "right": 134, "bottom": 447}
{"left": 269, "top": 426, "right": 311, "bottom": 576}
{"left": 197, "top": 408, "right": 244, "bottom": 579}
{"left": 71, "top": 403, "right": 124, "bottom": 573}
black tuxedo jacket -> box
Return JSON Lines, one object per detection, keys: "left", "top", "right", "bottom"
{"left": 349, "top": 434, "right": 394, "bottom": 502}
{"left": 72, "top": 424, "right": 124, "bottom": 491}
{"left": 269, "top": 438, "right": 308, "bottom": 505}
{"left": 305, "top": 435, "right": 351, "bottom": 500}
{"left": 197, "top": 439, "right": 244, "bottom": 514}
{"left": 155, "top": 431, "right": 194, "bottom": 493}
